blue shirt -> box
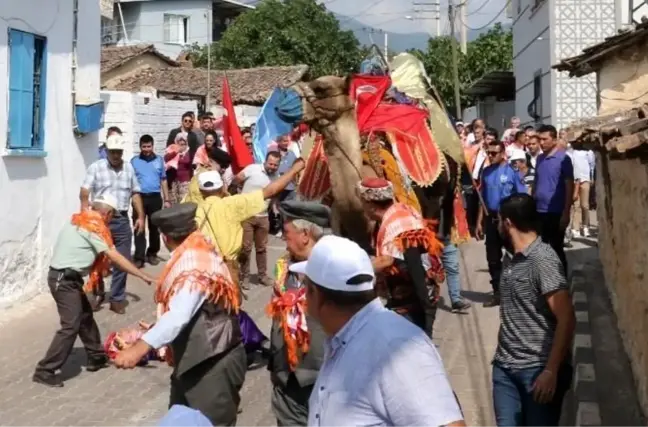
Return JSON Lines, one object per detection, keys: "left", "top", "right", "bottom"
{"left": 481, "top": 163, "right": 527, "bottom": 212}
{"left": 277, "top": 150, "right": 297, "bottom": 191}
{"left": 534, "top": 149, "right": 574, "bottom": 214}
{"left": 131, "top": 154, "right": 166, "bottom": 194}
{"left": 98, "top": 145, "right": 107, "bottom": 159}
{"left": 308, "top": 299, "right": 463, "bottom": 426}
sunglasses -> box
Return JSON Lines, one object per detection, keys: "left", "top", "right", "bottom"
{"left": 183, "top": 119, "right": 193, "bottom": 123}
{"left": 487, "top": 151, "right": 501, "bottom": 157}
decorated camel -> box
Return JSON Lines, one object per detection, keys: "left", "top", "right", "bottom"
{"left": 273, "top": 53, "right": 469, "bottom": 250}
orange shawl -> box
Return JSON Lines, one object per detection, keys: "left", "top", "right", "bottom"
{"left": 375, "top": 203, "right": 445, "bottom": 281}
{"left": 71, "top": 210, "right": 113, "bottom": 292}
{"left": 266, "top": 254, "right": 309, "bottom": 372}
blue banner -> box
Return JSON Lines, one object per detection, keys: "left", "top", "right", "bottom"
{"left": 252, "top": 88, "right": 293, "bottom": 164}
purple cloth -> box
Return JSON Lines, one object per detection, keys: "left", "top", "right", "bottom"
{"left": 534, "top": 149, "right": 574, "bottom": 214}
{"left": 238, "top": 310, "right": 267, "bottom": 353}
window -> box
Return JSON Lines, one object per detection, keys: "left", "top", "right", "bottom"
{"left": 164, "top": 14, "right": 189, "bottom": 45}
{"left": 7, "top": 29, "right": 47, "bottom": 151}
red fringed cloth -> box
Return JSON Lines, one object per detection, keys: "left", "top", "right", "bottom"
{"left": 71, "top": 210, "right": 114, "bottom": 293}
{"left": 155, "top": 231, "right": 240, "bottom": 366}
{"left": 265, "top": 255, "right": 309, "bottom": 372}
{"left": 298, "top": 135, "right": 332, "bottom": 200}
{"left": 104, "top": 322, "right": 160, "bottom": 364}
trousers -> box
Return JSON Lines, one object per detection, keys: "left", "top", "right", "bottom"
{"left": 133, "top": 193, "right": 162, "bottom": 261}
{"left": 271, "top": 375, "right": 313, "bottom": 426}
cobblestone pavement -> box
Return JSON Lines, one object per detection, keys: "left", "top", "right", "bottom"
{"left": 0, "top": 235, "right": 598, "bottom": 426}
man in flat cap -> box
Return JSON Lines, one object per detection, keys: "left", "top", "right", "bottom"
{"left": 296, "top": 235, "right": 465, "bottom": 427}
{"left": 194, "top": 159, "right": 305, "bottom": 292}
{"left": 357, "top": 177, "right": 442, "bottom": 338}
{"left": 265, "top": 200, "right": 330, "bottom": 426}
{"left": 113, "top": 203, "right": 246, "bottom": 426}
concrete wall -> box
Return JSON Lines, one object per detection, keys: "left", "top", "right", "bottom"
{"left": 595, "top": 152, "right": 648, "bottom": 416}
{"left": 101, "top": 53, "right": 172, "bottom": 89}
{"left": 598, "top": 44, "right": 648, "bottom": 115}
{"left": 0, "top": 0, "right": 101, "bottom": 307}
{"left": 100, "top": 90, "right": 198, "bottom": 160}
{"left": 474, "top": 99, "right": 515, "bottom": 134}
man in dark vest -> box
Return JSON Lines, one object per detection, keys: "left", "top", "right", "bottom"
{"left": 113, "top": 203, "right": 246, "bottom": 426}
{"left": 266, "top": 200, "right": 331, "bottom": 426}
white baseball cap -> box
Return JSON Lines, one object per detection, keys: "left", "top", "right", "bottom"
{"left": 94, "top": 193, "right": 118, "bottom": 211}
{"left": 104, "top": 135, "right": 127, "bottom": 150}
{"left": 509, "top": 149, "right": 527, "bottom": 162}
{"left": 198, "top": 171, "right": 224, "bottom": 191}
{"left": 289, "top": 235, "right": 375, "bottom": 292}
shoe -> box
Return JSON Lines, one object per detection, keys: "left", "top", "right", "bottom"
{"left": 32, "top": 370, "right": 63, "bottom": 388}
{"left": 146, "top": 255, "right": 160, "bottom": 266}
{"left": 109, "top": 300, "right": 128, "bottom": 314}
{"left": 258, "top": 275, "right": 275, "bottom": 287}
{"left": 451, "top": 299, "right": 472, "bottom": 312}
{"left": 582, "top": 227, "right": 590, "bottom": 238}
{"left": 483, "top": 294, "right": 500, "bottom": 308}
{"left": 86, "top": 355, "right": 109, "bottom": 372}
{"left": 90, "top": 294, "right": 105, "bottom": 312}
{"left": 240, "top": 280, "right": 251, "bottom": 291}
{"left": 571, "top": 229, "right": 581, "bottom": 238}
{"left": 134, "top": 260, "right": 145, "bottom": 269}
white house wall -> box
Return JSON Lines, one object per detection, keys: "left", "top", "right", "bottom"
{"left": 0, "top": 0, "right": 101, "bottom": 307}
{"left": 553, "top": 0, "right": 616, "bottom": 130}
{"left": 513, "top": 0, "right": 552, "bottom": 126}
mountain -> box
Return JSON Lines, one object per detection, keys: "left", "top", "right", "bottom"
{"left": 337, "top": 14, "right": 512, "bottom": 53}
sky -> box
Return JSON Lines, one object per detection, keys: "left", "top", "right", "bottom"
{"left": 323, "top": 0, "right": 511, "bottom": 36}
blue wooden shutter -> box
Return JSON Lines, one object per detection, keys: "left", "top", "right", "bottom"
{"left": 8, "top": 30, "right": 35, "bottom": 149}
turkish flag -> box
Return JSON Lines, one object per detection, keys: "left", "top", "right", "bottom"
{"left": 349, "top": 75, "right": 391, "bottom": 130}
{"left": 222, "top": 76, "right": 253, "bottom": 174}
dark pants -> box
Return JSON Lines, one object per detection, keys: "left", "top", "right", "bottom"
{"left": 132, "top": 193, "right": 163, "bottom": 261}
{"left": 463, "top": 187, "right": 480, "bottom": 236}
{"left": 538, "top": 213, "right": 568, "bottom": 274}
{"left": 484, "top": 213, "right": 505, "bottom": 293}
{"left": 36, "top": 268, "right": 105, "bottom": 373}
{"left": 492, "top": 362, "right": 573, "bottom": 426}
{"left": 170, "top": 344, "right": 247, "bottom": 426}
{"left": 271, "top": 375, "right": 313, "bottom": 426}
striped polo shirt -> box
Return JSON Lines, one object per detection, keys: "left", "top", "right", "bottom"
{"left": 494, "top": 238, "right": 569, "bottom": 370}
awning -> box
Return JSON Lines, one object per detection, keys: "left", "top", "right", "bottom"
{"left": 464, "top": 70, "right": 515, "bottom": 100}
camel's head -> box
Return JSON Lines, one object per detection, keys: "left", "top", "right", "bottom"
{"left": 286, "top": 75, "right": 354, "bottom": 133}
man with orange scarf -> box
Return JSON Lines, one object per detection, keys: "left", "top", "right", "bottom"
{"left": 266, "top": 200, "right": 330, "bottom": 426}
{"left": 32, "top": 194, "right": 155, "bottom": 388}
{"left": 113, "top": 203, "right": 246, "bottom": 426}
{"left": 358, "top": 177, "right": 444, "bottom": 338}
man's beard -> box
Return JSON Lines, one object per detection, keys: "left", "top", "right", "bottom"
{"left": 499, "top": 225, "right": 514, "bottom": 254}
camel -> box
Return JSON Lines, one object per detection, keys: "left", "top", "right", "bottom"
{"left": 284, "top": 75, "right": 461, "bottom": 251}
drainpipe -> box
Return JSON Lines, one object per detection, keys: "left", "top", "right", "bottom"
{"left": 72, "top": 0, "right": 79, "bottom": 131}
{"left": 117, "top": 1, "right": 129, "bottom": 43}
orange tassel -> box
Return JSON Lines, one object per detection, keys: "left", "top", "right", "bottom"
{"left": 71, "top": 210, "right": 113, "bottom": 292}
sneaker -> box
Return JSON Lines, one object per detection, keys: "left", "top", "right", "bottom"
{"left": 571, "top": 229, "right": 581, "bottom": 238}
{"left": 451, "top": 299, "right": 472, "bottom": 312}
{"left": 146, "top": 255, "right": 160, "bottom": 266}
{"left": 483, "top": 294, "right": 500, "bottom": 308}
{"left": 582, "top": 227, "right": 590, "bottom": 238}
{"left": 86, "top": 355, "right": 109, "bottom": 372}
{"left": 32, "top": 370, "right": 63, "bottom": 388}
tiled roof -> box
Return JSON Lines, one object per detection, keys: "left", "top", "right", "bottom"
{"left": 111, "top": 65, "right": 309, "bottom": 105}
{"left": 101, "top": 44, "right": 179, "bottom": 74}
{"left": 553, "top": 21, "right": 648, "bottom": 78}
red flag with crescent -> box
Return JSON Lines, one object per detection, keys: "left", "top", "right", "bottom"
{"left": 222, "top": 76, "right": 253, "bottom": 174}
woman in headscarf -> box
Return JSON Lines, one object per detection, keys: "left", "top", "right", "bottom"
{"left": 165, "top": 132, "right": 194, "bottom": 205}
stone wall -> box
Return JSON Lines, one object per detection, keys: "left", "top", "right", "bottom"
{"left": 595, "top": 151, "right": 648, "bottom": 416}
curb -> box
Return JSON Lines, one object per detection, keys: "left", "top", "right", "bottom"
{"left": 570, "top": 264, "right": 602, "bottom": 426}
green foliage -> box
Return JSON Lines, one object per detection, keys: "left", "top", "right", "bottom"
{"left": 190, "top": 0, "right": 364, "bottom": 77}
{"left": 415, "top": 23, "right": 513, "bottom": 111}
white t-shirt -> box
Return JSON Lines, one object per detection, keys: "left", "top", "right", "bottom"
{"left": 240, "top": 163, "right": 275, "bottom": 216}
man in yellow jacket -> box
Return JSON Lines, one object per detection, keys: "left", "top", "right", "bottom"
{"left": 183, "top": 146, "right": 233, "bottom": 204}
{"left": 195, "top": 159, "right": 305, "bottom": 289}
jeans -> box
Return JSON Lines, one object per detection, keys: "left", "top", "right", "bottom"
{"left": 132, "top": 193, "right": 162, "bottom": 261}
{"left": 441, "top": 239, "right": 461, "bottom": 304}
{"left": 109, "top": 215, "right": 133, "bottom": 302}
{"left": 492, "top": 363, "right": 573, "bottom": 426}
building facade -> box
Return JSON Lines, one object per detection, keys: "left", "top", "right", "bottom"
{"left": 102, "top": 0, "right": 253, "bottom": 59}
{"left": 0, "top": 0, "right": 102, "bottom": 306}
{"left": 512, "top": 0, "right": 621, "bottom": 129}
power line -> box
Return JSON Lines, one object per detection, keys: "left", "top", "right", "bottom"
{"left": 458, "top": 0, "right": 510, "bottom": 31}
{"left": 338, "top": 0, "right": 390, "bottom": 23}
{"left": 466, "top": 0, "right": 493, "bottom": 17}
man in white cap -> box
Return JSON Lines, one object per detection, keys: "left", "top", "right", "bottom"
{"left": 32, "top": 193, "right": 155, "bottom": 388}
{"left": 293, "top": 235, "right": 466, "bottom": 427}
{"left": 194, "top": 159, "right": 305, "bottom": 290}
{"left": 509, "top": 148, "right": 535, "bottom": 194}
{"left": 80, "top": 134, "right": 145, "bottom": 314}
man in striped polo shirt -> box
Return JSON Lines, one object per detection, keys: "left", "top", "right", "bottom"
{"left": 492, "top": 193, "right": 576, "bottom": 426}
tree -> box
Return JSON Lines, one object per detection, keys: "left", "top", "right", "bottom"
{"left": 190, "top": 0, "right": 364, "bottom": 77}
{"left": 415, "top": 23, "right": 513, "bottom": 112}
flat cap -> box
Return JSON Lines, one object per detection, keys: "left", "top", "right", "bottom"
{"left": 279, "top": 200, "right": 331, "bottom": 228}
{"left": 151, "top": 203, "right": 198, "bottom": 235}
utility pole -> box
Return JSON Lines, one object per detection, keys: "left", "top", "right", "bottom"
{"left": 459, "top": 1, "right": 467, "bottom": 54}
{"left": 384, "top": 32, "right": 389, "bottom": 59}
{"left": 449, "top": 1, "right": 461, "bottom": 119}
{"left": 413, "top": 2, "right": 441, "bottom": 37}
{"left": 206, "top": 9, "right": 212, "bottom": 111}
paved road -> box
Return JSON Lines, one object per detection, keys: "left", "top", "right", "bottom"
{"left": 0, "top": 235, "right": 597, "bottom": 426}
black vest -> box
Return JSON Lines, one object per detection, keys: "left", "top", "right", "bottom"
{"left": 170, "top": 300, "right": 242, "bottom": 377}
{"left": 267, "top": 271, "right": 325, "bottom": 388}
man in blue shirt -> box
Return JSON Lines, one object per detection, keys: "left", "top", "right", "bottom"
{"left": 99, "top": 126, "right": 122, "bottom": 159}
{"left": 131, "top": 134, "right": 170, "bottom": 267}
{"left": 476, "top": 140, "right": 527, "bottom": 307}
